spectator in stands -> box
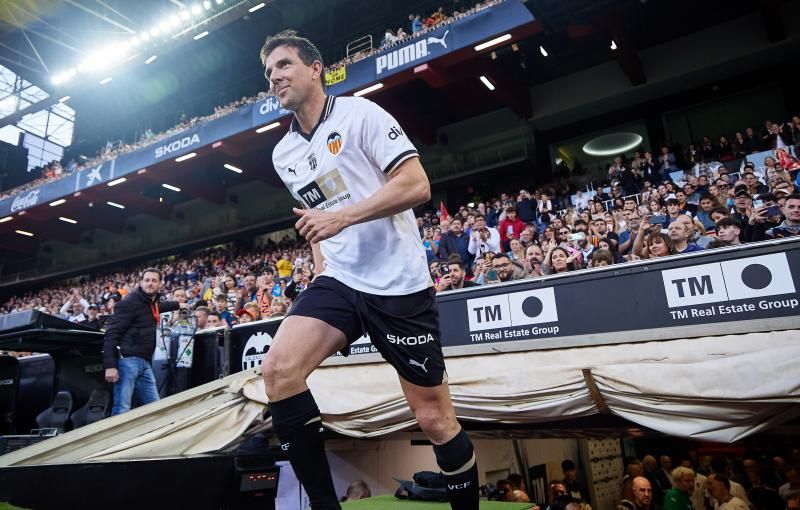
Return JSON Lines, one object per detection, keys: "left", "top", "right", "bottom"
{"left": 439, "top": 218, "right": 472, "bottom": 267}
{"left": 268, "top": 296, "right": 289, "bottom": 318}
{"left": 709, "top": 458, "right": 751, "bottom": 507}
{"left": 642, "top": 455, "right": 666, "bottom": 505}
{"left": 59, "top": 288, "right": 90, "bottom": 319}
{"left": 517, "top": 189, "right": 537, "bottom": 223}
{"left": 342, "top": 480, "right": 371, "bottom": 501}
{"left": 562, "top": 459, "right": 589, "bottom": 504}
{"left": 81, "top": 304, "right": 102, "bottom": 329}
{"left": 542, "top": 246, "right": 576, "bottom": 274}
{"left": 434, "top": 256, "right": 478, "bottom": 292}
{"left": 659, "top": 146, "right": 678, "bottom": 181}
{"left": 668, "top": 219, "right": 702, "bottom": 254}
{"left": 193, "top": 306, "right": 210, "bottom": 329}
{"left": 499, "top": 207, "right": 525, "bottom": 252}
{"left": 696, "top": 194, "right": 718, "bottom": 231}
{"left": 713, "top": 218, "right": 742, "bottom": 247}
{"left": 411, "top": 14, "right": 423, "bottom": 33}
{"left": 743, "top": 127, "right": 761, "bottom": 153}
{"left": 275, "top": 252, "right": 293, "bottom": 279}
{"left": 742, "top": 171, "right": 769, "bottom": 196}
{"left": 523, "top": 244, "right": 544, "bottom": 276}
{"left": 663, "top": 467, "right": 695, "bottom": 510}
{"left": 507, "top": 473, "right": 531, "bottom": 503}
{"left": 766, "top": 122, "right": 793, "bottom": 150}
{"left": 467, "top": 214, "right": 500, "bottom": 259}
{"left": 381, "top": 28, "right": 398, "bottom": 48}
{"left": 708, "top": 475, "right": 748, "bottom": 510}
{"left": 64, "top": 302, "right": 87, "bottom": 323}
{"left": 631, "top": 476, "right": 656, "bottom": 510}
{"left": 236, "top": 308, "right": 256, "bottom": 324}
{"left": 214, "top": 293, "right": 234, "bottom": 327}
{"left": 765, "top": 195, "right": 800, "bottom": 238}
{"left": 538, "top": 193, "right": 554, "bottom": 225}
{"left": 622, "top": 461, "right": 645, "bottom": 502}
{"left": 205, "top": 310, "right": 224, "bottom": 329}
{"left": 488, "top": 253, "right": 526, "bottom": 283}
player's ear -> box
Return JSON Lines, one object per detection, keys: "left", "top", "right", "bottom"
{"left": 311, "top": 59, "right": 323, "bottom": 82}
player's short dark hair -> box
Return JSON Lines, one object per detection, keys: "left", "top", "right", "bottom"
{"left": 194, "top": 306, "right": 210, "bottom": 315}
{"left": 785, "top": 194, "right": 800, "bottom": 203}
{"left": 207, "top": 310, "right": 221, "bottom": 320}
{"left": 260, "top": 29, "right": 324, "bottom": 71}
{"left": 447, "top": 254, "right": 463, "bottom": 267}
{"left": 142, "top": 267, "right": 162, "bottom": 281}
{"left": 710, "top": 207, "right": 729, "bottom": 218}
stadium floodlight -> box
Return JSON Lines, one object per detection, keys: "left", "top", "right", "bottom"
{"left": 353, "top": 82, "right": 383, "bottom": 97}
{"left": 0, "top": 216, "right": 12, "bottom": 223}
{"left": 175, "top": 152, "right": 197, "bottom": 162}
{"left": 162, "top": 183, "right": 181, "bottom": 192}
{"left": 169, "top": 15, "right": 180, "bottom": 27}
{"left": 107, "top": 201, "right": 125, "bottom": 209}
{"left": 15, "top": 230, "right": 33, "bottom": 237}
{"left": 51, "top": 75, "right": 63, "bottom": 85}
{"left": 249, "top": 2, "right": 265, "bottom": 12}
{"left": 539, "top": 45, "right": 548, "bottom": 57}
{"left": 474, "top": 33, "right": 511, "bottom": 52}
{"left": 150, "top": 26, "right": 160, "bottom": 36}
{"left": 180, "top": 9, "right": 190, "bottom": 20}
{"left": 159, "top": 21, "right": 170, "bottom": 33}
{"left": 203, "top": 1, "right": 212, "bottom": 9}
{"left": 191, "top": 4, "right": 202, "bottom": 15}
{"left": 194, "top": 31, "right": 209, "bottom": 40}
{"left": 141, "top": 32, "right": 151, "bottom": 42}
{"left": 58, "top": 96, "right": 70, "bottom": 103}
{"left": 224, "top": 163, "right": 243, "bottom": 173}
{"left": 610, "top": 40, "right": 618, "bottom": 50}
{"left": 49, "top": 199, "right": 67, "bottom": 206}
{"left": 107, "top": 177, "right": 127, "bottom": 186}
{"left": 131, "top": 36, "right": 141, "bottom": 46}
{"left": 255, "top": 122, "right": 280, "bottom": 133}
{"left": 479, "top": 75, "right": 495, "bottom": 91}
{"left": 59, "top": 217, "right": 78, "bottom": 224}
{"left": 145, "top": 55, "right": 158, "bottom": 64}
{"left": 99, "top": 77, "right": 113, "bottom": 85}
{"left": 216, "top": 0, "right": 224, "bottom": 4}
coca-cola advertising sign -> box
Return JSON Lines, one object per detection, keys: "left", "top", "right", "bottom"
{"left": 10, "top": 189, "right": 40, "bottom": 212}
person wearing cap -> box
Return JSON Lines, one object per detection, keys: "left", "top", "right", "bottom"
{"left": 81, "top": 305, "right": 103, "bottom": 330}
{"left": 730, "top": 185, "right": 752, "bottom": 234}
{"left": 236, "top": 308, "right": 256, "bottom": 324}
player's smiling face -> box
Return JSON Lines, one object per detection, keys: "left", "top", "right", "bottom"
{"left": 264, "top": 45, "right": 318, "bottom": 111}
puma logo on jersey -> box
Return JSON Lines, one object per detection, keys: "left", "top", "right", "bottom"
{"left": 288, "top": 166, "right": 297, "bottom": 175}
{"left": 427, "top": 30, "right": 449, "bottom": 49}
{"left": 409, "top": 357, "right": 429, "bottom": 373}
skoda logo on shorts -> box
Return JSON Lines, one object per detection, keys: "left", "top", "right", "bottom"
{"left": 327, "top": 132, "right": 343, "bottom": 156}
{"left": 241, "top": 331, "right": 273, "bottom": 371}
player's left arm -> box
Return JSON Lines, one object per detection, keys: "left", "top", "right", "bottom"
{"left": 293, "top": 157, "right": 429, "bottom": 243}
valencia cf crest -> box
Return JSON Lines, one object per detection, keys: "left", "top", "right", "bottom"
{"left": 327, "top": 132, "right": 343, "bottom": 156}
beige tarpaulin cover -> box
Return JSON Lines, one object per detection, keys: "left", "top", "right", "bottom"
{"left": 3, "top": 330, "right": 799, "bottom": 466}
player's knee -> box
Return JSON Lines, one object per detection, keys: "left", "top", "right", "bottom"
{"left": 261, "top": 352, "right": 301, "bottom": 397}
{"left": 414, "top": 406, "right": 452, "bottom": 443}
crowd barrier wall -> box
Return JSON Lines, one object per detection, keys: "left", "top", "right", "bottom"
{"left": 228, "top": 237, "right": 800, "bottom": 372}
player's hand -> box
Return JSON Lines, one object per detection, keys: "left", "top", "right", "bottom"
{"left": 293, "top": 208, "right": 346, "bottom": 243}
{"left": 105, "top": 368, "right": 119, "bottom": 383}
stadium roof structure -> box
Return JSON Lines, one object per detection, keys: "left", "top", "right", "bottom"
{"left": 0, "top": 0, "right": 795, "bottom": 283}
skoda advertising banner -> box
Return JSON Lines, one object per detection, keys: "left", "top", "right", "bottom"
{"left": 227, "top": 238, "right": 800, "bottom": 372}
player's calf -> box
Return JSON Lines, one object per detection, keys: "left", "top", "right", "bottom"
{"left": 433, "top": 428, "right": 480, "bottom": 510}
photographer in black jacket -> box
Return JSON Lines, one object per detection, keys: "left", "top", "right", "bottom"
{"left": 103, "top": 268, "right": 185, "bottom": 415}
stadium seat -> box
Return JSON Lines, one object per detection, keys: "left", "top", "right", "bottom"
{"left": 35, "top": 390, "right": 73, "bottom": 433}
{"left": 69, "top": 389, "right": 110, "bottom": 429}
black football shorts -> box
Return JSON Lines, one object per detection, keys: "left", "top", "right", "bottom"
{"left": 286, "top": 276, "right": 447, "bottom": 387}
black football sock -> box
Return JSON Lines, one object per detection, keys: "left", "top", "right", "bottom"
{"left": 433, "top": 428, "right": 480, "bottom": 510}
{"left": 269, "top": 389, "right": 341, "bottom": 510}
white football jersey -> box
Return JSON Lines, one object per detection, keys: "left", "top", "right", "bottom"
{"left": 272, "top": 95, "right": 431, "bottom": 295}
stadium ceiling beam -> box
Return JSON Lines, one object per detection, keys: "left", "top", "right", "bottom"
{"left": 61, "top": 0, "right": 136, "bottom": 34}
{"left": 109, "top": 188, "right": 174, "bottom": 220}
{"left": 138, "top": 167, "right": 226, "bottom": 206}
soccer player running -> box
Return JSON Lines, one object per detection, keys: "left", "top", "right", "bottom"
{"left": 260, "top": 30, "right": 479, "bottom": 509}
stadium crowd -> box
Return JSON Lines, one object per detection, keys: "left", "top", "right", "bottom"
{"left": 0, "top": 0, "right": 498, "bottom": 200}
{"left": 482, "top": 449, "right": 800, "bottom": 510}
{"left": 1, "top": 126, "right": 799, "bottom": 337}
